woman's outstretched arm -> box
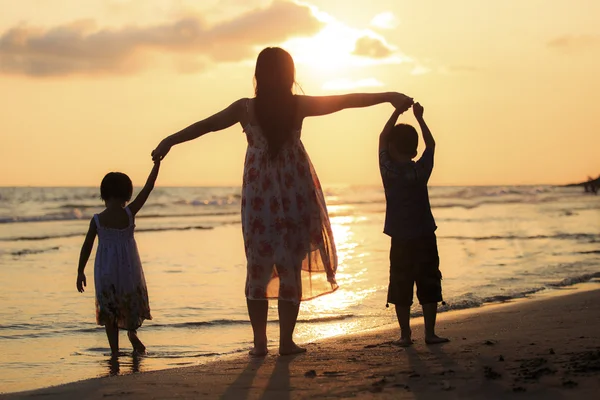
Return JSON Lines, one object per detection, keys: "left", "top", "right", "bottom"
{"left": 297, "top": 92, "right": 413, "bottom": 118}
{"left": 151, "top": 99, "right": 245, "bottom": 161}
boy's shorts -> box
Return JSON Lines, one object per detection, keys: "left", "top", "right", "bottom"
{"left": 387, "top": 234, "right": 443, "bottom": 306}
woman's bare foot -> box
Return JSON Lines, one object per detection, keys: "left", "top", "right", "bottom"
{"left": 279, "top": 342, "right": 307, "bottom": 356}
{"left": 127, "top": 331, "right": 146, "bottom": 354}
{"left": 249, "top": 336, "right": 268, "bottom": 357}
{"left": 425, "top": 335, "right": 450, "bottom": 345}
{"left": 392, "top": 337, "right": 414, "bottom": 347}
{"left": 249, "top": 346, "right": 268, "bottom": 357}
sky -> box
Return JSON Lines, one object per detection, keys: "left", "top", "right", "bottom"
{"left": 0, "top": 0, "right": 599, "bottom": 187}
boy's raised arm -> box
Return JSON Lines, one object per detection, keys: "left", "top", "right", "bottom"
{"left": 413, "top": 103, "right": 435, "bottom": 149}
{"left": 128, "top": 161, "right": 161, "bottom": 216}
{"left": 379, "top": 108, "right": 402, "bottom": 153}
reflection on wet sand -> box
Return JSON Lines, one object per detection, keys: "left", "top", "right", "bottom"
{"left": 105, "top": 353, "right": 143, "bottom": 377}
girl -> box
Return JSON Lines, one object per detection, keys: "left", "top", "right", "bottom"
{"left": 151, "top": 47, "right": 413, "bottom": 356}
{"left": 77, "top": 160, "right": 160, "bottom": 356}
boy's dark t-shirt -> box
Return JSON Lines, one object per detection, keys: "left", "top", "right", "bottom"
{"left": 379, "top": 147, "right": 437, "bottom": 239}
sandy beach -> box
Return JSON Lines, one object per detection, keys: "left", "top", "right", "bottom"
{"left": 3, "top": 285, "right": 599, "bottom": 399}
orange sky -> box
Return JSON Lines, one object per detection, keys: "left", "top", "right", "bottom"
{"left": 1, "top": 0, "right": 599, "bottom": 187}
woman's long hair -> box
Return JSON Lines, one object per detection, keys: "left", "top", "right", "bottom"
{"left": 254, "top": 47, "right": 298, "bottom": 158}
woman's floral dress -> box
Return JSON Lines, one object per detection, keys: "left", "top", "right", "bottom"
{"left": 93, "top": 207, "right": 151, "bottom": 330}
{"left": 242, "top": 99, "right": 338, "bottom": 304}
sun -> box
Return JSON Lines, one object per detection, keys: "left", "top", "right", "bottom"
{"left": 284, "top": 23, "right": 356, "bottom": 76}
{"left": 278, "top": 4, "right": 406, "bottom": 90}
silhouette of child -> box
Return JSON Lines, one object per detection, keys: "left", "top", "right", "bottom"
{"left": 77, "top": 161, "right": 160, "bottom": 356}
{"left": 379, "top": 103, "right": 448, "bottom": 346}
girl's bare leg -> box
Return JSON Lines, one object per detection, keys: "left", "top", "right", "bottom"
{"left": 105, "top": 320, "right": 119, "bottom": 356}
{"left": 127, "top": 330, "right": 146, "bottom": 354}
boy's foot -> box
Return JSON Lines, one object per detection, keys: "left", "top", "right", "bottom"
{"left": 279, "top": 342, "right": 307, "bottom": 356}
{"left": 127, "top": 331, "right": 146, "bottom": 354}
{"left": 425, "top": 335, "right": 450, "bottom": 345}
{"left": 249, "top": 346, "right": 268, "bottom": 357}
{"left": 392, "top": 337, "right": 414, "bottom": 347}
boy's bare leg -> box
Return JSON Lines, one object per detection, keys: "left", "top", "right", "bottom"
{"left": 105, "top": 320, "right": 119, "bottom": 356}
{"left": 127, "top": 330, "right": 146, "bottom": 354}
{"left": 423, "top": 302, "right": 449, "bottom": 344}
{"left": 394, "top": 305, "right": 413, "bottom": 346}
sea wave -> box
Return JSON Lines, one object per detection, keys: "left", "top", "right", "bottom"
{"left": 547, "top": 272, "right": 600, "bottom": 287}
{"left": 435, "top": 272, "right": 600, "bottom": 314}
{"left": 0, "top": 315, "right": 358, "bottom": 339}
{"left": 0, "top": 210, "right": 239, "bottom": 225}
{"left": 439, "top": 233, "right": 600, "bottom": 242}
{"left": 9, "top": 247, "right": 60, "bottom": 257}
{"left": 0, "top": 225, "right": 214, "bottom": 242}
{"left": 1, "top": 184, "right": 590, "bottom": 225}
{"left": 150, "top": 314, "right": 357, "bottom": 329}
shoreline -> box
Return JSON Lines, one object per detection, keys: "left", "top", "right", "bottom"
{"left": 3, "top": 281, "right": 600, "bottom": 399}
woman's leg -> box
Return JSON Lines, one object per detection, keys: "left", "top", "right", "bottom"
{"left": 247, "top": 299, "right": 269, "bottom": 356}
{"left": 278, "top": 300, "right": 306, "bottom": 355}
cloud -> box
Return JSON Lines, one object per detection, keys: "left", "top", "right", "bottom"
{"left": 436, "top": 65, "right": 480, "bottom": 74}
{"left": 0, "top": 1, "right": 323, "bottom": 76}
{"left": 370, "top": 12, "right": 398, "bottom": 30}
{"left": 447, "top": 65, "right": 479, "bottom": 72}
{"left": 352, "top": 36, "right": 393, "bottom": 59}
{"left": 322, "top": 77, "right": 383, "bottom": 91}
{"left": 410, "top": 65, "right": 431, "bottom": 75}
{"left": 547, "top": 35, "right": 600, "bottom": 52}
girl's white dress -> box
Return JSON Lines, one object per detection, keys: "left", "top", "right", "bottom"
{"left": 93, "top": 207, "right": 151, "bottom": 330}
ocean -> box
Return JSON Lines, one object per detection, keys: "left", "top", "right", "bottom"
{"left": 0, "top": 185, "right": 598, "bottom": 393}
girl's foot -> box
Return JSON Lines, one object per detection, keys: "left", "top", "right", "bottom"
{"left": 279, "top": 342, "right": 307, "bottom": 356}
{"left": 425, "top": 335, "right": 450, "bottom": 345}
{"left": 127, "top": 331, "right": 146, "bottom": 354}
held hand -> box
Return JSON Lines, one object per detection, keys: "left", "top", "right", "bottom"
{"left": 151, "top": 139, "right": 171, "bottom": 161}
{"left": 77, "top": 273, "right": 86, "bottom": 293}
{"left": 390, "top": 93, "right": 414, "bottom": 114}
{"left": 413, "top": 102, "right": 424, "bottom": 120}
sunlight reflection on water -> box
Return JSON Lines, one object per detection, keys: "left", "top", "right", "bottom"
{"left": 296, "top": 215, "right": 385, "bottom": 342}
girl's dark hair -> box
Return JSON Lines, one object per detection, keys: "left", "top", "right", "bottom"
{"left": 389, "top": 124, "right": 419, "bottom": 157}
{"left": 100, "top": 172, "right": 133, "bottom": 202}
{"left": 254, "top": 47, "right": 298, "bottom": 158}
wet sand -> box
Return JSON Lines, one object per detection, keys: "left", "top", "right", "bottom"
{"left": 3, "top": 286, "right": 600, "bottom": 399}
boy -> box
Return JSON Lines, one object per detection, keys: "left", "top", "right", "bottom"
{"left": 379, "top": 102, "right": 448, "bottom": 346}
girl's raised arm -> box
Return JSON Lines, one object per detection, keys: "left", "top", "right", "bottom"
{"left": 128, "top": 161, "right": 161, "bottom": 216}
{"left": 297, "top": 92, "right": 413, "bottom": 118}
{"left": 152, "top": 98, "right": 245, "bottom": 161}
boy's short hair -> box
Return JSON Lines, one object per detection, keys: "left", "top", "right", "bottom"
{"left": 389, "top": 123, "right": 418, "bottom": 157}
{"left": 100, "top": 172, "right": 133, "bottom": 202}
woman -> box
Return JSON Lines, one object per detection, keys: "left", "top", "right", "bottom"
{"left": 152, "top": 47, "right": 413, "bottom": 356}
